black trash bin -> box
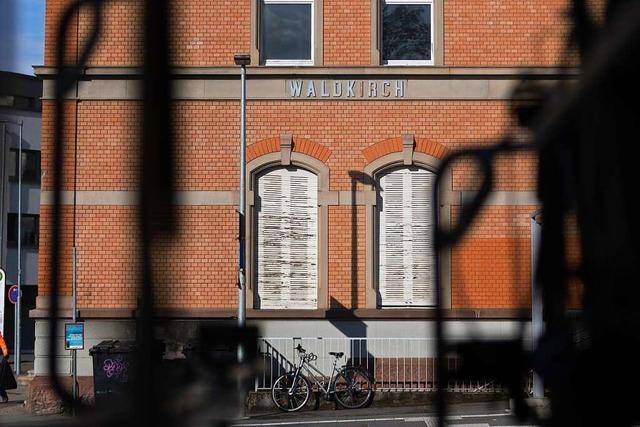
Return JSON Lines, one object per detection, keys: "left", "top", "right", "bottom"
{"left": 90, "top": 340, "right": 137, "bottom": 407}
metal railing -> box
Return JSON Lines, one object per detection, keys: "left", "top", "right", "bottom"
{"left": 256, "top": 337, "right": 507, "bottom": 393}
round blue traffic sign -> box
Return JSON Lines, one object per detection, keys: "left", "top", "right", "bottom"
{"left": 8, "top": 285, "right": 19, "bottom": 304}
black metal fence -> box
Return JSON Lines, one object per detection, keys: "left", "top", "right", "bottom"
{"left": 24, "top": 0, "right": 640, "bottom": 426}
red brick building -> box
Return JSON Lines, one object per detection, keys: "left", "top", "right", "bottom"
{"left": 32, "top": 0, "right": 586, "bottom": 382}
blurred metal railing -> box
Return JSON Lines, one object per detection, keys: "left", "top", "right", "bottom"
{"left": 38, "top": 0, "right": 640, "bottom": 425}
{"left": 256, "top": 337, "right": 506, "bottom": 393}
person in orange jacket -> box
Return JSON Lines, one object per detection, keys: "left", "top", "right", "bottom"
{"left": 0, "top": 332, "right": 14, "bottom": 402}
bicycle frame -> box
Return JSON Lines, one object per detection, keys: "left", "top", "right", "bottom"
{"left": 290, "top": 353, "right": 341, "bottom": 396}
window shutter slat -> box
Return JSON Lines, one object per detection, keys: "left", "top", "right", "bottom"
{"left": 257, "top": 167, "right": 318, "bottom": 309}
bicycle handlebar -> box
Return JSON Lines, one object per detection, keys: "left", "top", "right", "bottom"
{"left": 295, "top": 344, "right": 319, "bottom": 362}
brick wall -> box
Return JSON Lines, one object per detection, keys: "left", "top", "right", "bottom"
{"left": 40, "top": 102, "right": 77, "bottom": 191}
{"left": 42, "top": 100, "right": 531, "bottom": 193}
{"left": 328, "top": 206, "right": 366, "bottom": 308}
{"left": 444, "top": 0, "right": 578, "bottom": 66}
{"left": 47, "top": 0, "right": 249, "bottom": 66}
{"left": 170, "top": 0, "right": 250, "bottom": 66}
{"left": 75, "top": 206, "right": 139, "bottom": 308}
{"left": 40, "top": 0, "right": 572, "bottom": 312}
{"left": 44, "top": 0, "right": 78, "bottom": 65}
{"left": 451, "top": 206, "right": 535, "bottom": 309}
{"left": 39, "top": 99, "right": 539, "bottom": 310}
{"left": 38, "top": 205, "right": 75, "bottom": 296}
{"left": 39, "top": 204, "right": 239, "bottom": 309}
{"left": 78, "top": 0, "right": 143, "bottom": 66}
{"left": 44, "top": 0, "right": 587, "bottom": 67}
{"left": 245, "top": 101, "right": 525, "bottom": 191}
{"left": 323, "top": 0, "right": 371, "bottom": 65}
{"left": 73, "top": 206, "right": 238, "bottom": 309}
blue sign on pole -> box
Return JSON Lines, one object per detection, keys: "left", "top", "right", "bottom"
{"left": 65, "top": 323, "right": 85, "bottom": 350}
{"left": 8, "top": 285, "right": 19, "bottom": 304}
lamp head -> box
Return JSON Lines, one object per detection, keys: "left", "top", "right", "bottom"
{"left": 234, "top": 53, "right": 251, "bottom": 67}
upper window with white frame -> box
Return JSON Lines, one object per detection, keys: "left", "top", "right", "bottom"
{"left": 381, "top": 0, "right": 433, "bottom": 66}
{"left": 260, "top": 0, "right": 314, "bottom": 66}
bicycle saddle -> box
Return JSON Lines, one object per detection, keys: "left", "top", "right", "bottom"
{"left": 329, "top": 352, "right": 344, "bottom": 358}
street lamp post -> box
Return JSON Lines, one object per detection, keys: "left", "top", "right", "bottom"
{"left": 234, "top": 52, "right": 251, "bottom": 418}
{"left": 234, "top": 53, "right": 250, "bottom": 346}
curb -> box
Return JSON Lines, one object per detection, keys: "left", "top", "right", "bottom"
{"left": 247, "top": 390, "right": 509, "bottom": 414}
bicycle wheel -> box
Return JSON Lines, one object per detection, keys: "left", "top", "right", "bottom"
{"left": 271, "top": 372, "right": 311, "bottom": 412}
{"left": 333, "top": 367, "right": 374, "bottom": 409}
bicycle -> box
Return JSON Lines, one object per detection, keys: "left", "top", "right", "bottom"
{"left": 271, "top": 344, "right": 374, "bottom": 412}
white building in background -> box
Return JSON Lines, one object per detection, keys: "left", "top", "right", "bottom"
{"left": 0, "top": 71, "right": 42, "bottom": 357}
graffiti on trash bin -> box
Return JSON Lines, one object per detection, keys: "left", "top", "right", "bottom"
{"left": 103, "top": 357, "right": 130, "bottom": 381}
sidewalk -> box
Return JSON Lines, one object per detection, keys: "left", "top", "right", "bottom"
{"left": 232, "top": 400, "right": 515, "bottom": 426}
{"left": 0, "top": 391, "right": 527, "bottom": 427}
{"left": 0, "top": 379, "right": 70, "bottom": 426}
{"left": 0, "top": 375, "right": 28, "bottom": 414}
{"left": 0, "top": 358, "right": 39, "bottom": 423}
{"left": 0, "top": 399, "right": 514, "bottom": 427}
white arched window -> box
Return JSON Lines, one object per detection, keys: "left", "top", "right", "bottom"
{"left": 256, "top": 167, "right": 318, "bottom": 309}
{"left": 377, "top": 166, "right": 436, "bottom": 307}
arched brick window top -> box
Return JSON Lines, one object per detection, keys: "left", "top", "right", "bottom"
{"left": 362, "top": 134, "right": 453, "bottom": 310}
{"left": 247, "top": 135, "right": 331, "bottom": 164}
{"left": 363, "top": 135, "right": 449, "bottom": 166}
{"left": 245, "top": 134, "right": 331, "bottom": 310}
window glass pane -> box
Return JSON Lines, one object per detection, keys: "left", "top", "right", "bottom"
{"left": 23, "top": 216, "right": 39, "bottom": 248}
{"left": 21, "top": 150, "right": 41, "bottom": 183}
{"left": 7, "top": 214, "right": 18, "bottom": 246}
{"left": 381, "top": 2, "right": 431, "bottom": 62}
{"left": 7, "top": 150, "right": 17, "bottom": 179}
{"left": 6, "top": 214, "right": 39, "bottom": 249}
{"left": 261, "top": 2, "right": 312, "bottom": 61}
{"left": 8, "top": 149, "right": 40, "bottom": 183}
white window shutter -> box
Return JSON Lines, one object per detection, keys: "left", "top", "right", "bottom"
{"left": 378, "top": 167, "right": 435, "bottom": 307}
{"left": 257, "top": 167, "right": 318, "bottom": 309}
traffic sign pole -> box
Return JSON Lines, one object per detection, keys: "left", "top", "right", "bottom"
{"left": 16, "top": 121, "right": 22, "bottom": 376}
{"left": 8, "top": 283, "right": 19, "bottom": 371}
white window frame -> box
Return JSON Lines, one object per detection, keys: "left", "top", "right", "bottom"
{"left": 262, "top": 0, "right": 315, "bottom": 66}
{"left": 381, "top": 0, "right": 434, "bottom": 66}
